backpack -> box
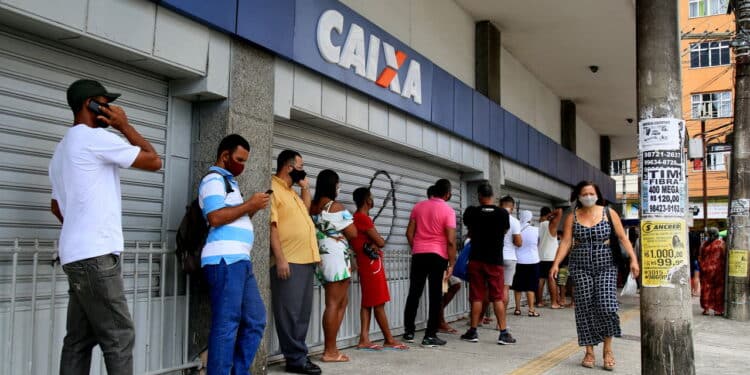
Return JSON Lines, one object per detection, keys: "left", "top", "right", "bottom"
{"left": 175, "top": 172, "right": 233, "bottom": 274}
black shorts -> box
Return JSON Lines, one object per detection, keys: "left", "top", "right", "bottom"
{"left": 538, "top": 261, "right": 554, "bottom": 279}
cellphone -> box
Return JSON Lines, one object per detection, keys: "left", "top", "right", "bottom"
{"left": 265, "top": 189, "right": 273, "bottom": 195}
{"left": 87, "top": 100, "right": 110, "bottom": 128}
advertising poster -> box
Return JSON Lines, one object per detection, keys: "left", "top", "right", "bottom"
{"left": 640, "top": 219, "right": 689, "bottom": 287}
{"left": 639, "top": 118, "right": 683, "bottom": 152}
{"left": 728, "top": 250, "right": 748, "bottom": 278}
{"left": 641, "top": 150, "right": 685, "bottom": 217}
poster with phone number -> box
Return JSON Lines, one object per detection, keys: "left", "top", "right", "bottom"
{"left": 640, "top": 218, "right": 688, "bottom": 287}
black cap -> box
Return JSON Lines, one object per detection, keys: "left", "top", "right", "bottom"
{"left": 66, "top": 79, "right": 120, "bottom": 111}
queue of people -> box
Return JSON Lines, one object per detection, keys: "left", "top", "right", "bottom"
{"left": 50, "top": 78, "right": 647, "bottom": 375}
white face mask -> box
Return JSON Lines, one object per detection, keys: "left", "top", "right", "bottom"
{"left": 579, "top": 195, "right": 598, "bottom": 207}
{"left": 336, "top": 187, "right": 341, "bottom": 197}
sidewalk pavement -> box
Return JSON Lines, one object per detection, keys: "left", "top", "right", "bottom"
{"left": 268, "top": 295, "right": 750, "bottom": 374}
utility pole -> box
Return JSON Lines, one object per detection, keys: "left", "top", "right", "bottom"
{"left": 702, "top": 119, "right": 708, "bottom": 233}
{"left": 637, "top": 1, "right": 695, "bottom": 374}
{"left": 726, "top": 0, "right": 750, "bottom": 321}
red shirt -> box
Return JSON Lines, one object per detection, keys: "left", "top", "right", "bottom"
{"left": 351, "top": 212, "right": 374, "bottom": 255}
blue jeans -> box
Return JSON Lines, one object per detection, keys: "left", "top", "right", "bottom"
{"left": 204, "top": 259, "right": 266, "bottom": 375}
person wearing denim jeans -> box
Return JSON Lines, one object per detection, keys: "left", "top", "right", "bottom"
{"left": 198, "top": 135, "right": 270, "bottom": 374}
{"left": 49, "top": 79, "right": 162, "bottom": 375}
{"left": 60, "top": 254, "right": 135, "bottom": 375}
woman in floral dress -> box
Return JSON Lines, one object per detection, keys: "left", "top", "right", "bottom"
{"left": 310, "top": 169, "right": 357, "bottom": 363}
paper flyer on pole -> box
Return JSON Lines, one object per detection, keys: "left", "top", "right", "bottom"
{"left": 640, "top": 218, "right": 689, "bottom": 287}
{"left": 639, "top": 118, "right": 683, "bottom": 152}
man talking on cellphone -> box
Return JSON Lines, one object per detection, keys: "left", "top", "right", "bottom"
{"left": 49, "top": 79, "right": 162, "bottom": 375}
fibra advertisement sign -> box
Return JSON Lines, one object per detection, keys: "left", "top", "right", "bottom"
{"left": 294, "top": 0, "right": 433, "bottom": 121}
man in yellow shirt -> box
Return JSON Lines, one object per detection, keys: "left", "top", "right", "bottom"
{"left": 270, "top": 149, "right": 321, "bottom": 374}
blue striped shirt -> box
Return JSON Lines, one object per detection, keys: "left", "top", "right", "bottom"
{"left": 198, "top": 166, "right": 253, "bottom": 266}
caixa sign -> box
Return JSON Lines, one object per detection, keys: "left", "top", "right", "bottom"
{"left": 316, "top": 9, "right": 422, "bottom": 104}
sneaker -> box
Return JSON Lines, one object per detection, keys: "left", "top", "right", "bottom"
{"left": 460, "top": 328, "right": 479, "bottom": 342}
{"left": 497, "top": 331, "right": 517, "bottom": 345}
{"left": 421, "top": 335, "right": 447, "bottom": 347}
{"left": 403, "top": 332, "right": 415, "bottom": 343}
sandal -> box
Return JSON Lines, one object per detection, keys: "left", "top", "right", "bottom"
{"left": 356, "top": 343, "right": 383, "bottom": 351}
{"left": 439, "top": 327, "right": 458, "bottom": 334}
{"left": 321, "top": 353, "right": 350, "bottom": 363}
{"left": 603, "top": 351, "right": 615, "bottom": 371}
{"left": 514, "top": 309, "right": 521, "bottom": 316}
{"left": 528, "top": 310, "right": 541, "bottom": 317}
{"left": 581, "top": 352, "right": 595, "bottom": 368}
{"left": 383, "top": 343, "right": 409, "bottom": 351}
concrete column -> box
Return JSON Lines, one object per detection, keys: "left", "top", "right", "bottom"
{"left": 560, "top": 100, "right": 576, "bottom": 153}
{"left": 475, "top": 21, "right": 501, "bottom": 104}
{"left": 600, "top": 135, "right": 611, "bottom": 174}
{"left": 189, "top": 40, "right": 275, "bottom": 374}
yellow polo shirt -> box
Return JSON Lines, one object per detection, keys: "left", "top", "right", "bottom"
{"left": 270, "top": 175, "right": 320, "bottom": 264}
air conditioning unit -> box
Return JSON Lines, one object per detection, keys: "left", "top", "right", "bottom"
{"left": 688, "top": 138, "right": 703, "bottom": 159}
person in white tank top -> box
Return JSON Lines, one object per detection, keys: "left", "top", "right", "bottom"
{"left": 537, "top": 207, "right": 563, "bottom": 308}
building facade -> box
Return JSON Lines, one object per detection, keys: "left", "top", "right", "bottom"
{"left": 0, "top": 0, "right": 619, "bottom": 373}
{"left": 612, "top": 0, "right": 734, "bottom": 228}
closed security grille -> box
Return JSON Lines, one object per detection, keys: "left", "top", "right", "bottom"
{"left": 500, "top": 185, "right": 556, "bottom": 224}
{"left": 0, "top": 29, "right": 169, "bottom": 243}
{"left": 270, "top": 120, "right": 468, "bottom": 354}
{"left": 0, "top": 29, "right": 177, "bottom": 374}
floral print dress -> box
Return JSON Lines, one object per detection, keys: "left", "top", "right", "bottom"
{"left": 312, "top": 200, "right": 354, "bottom": 284}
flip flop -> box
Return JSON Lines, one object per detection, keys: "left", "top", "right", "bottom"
{"left": 321, "top": 353, "right": 350, "bottom": 362}
{"left": 528, "top": 311, "right": 541, "bottom": 317}
{"left": 356, "top": 344, "right": 383, "bottom": 351}
{"left": 439, "top": 327, "right": 458, "bottom": 334}
{"left": 383, "top": 343, "right": 409, "bottom": 351}
{"left": 550, "top": 305, "right": 565, "bottom": 309}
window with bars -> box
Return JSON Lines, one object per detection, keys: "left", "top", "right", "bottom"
{"left": 707, "top": 151, "right": 729, "bottom": 171}
{"left": 610, "top": 159, "right": 631, "bottom": 175}
{"left": 689, "top": 0, "right": 730, "bottom": 17}
{"left": 691, "top": 91, "right": 732, "bottom": 118}
{"left": 690, "top": 41, "right": 731, "bottom": 68}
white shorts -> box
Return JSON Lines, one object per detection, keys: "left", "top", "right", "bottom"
{"left": 503, "top": 259, "right": 517, "bottom": 285}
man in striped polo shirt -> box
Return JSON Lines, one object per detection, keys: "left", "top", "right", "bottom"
{"left": 198, "top": 134, "right": 270, "bottom": 374}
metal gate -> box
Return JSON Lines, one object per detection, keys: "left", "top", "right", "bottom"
{"left": 269, "top": 121, "right": 470, "bottom": 356}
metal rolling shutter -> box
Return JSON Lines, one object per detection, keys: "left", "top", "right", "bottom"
{"left": 270, "top": 120, "right": 466, "bottom": 353}
{"left": 0, "top": 29, "right": 175, "bottom": 374}
{"left": 273, "top": 121, "right": 462, "bottom": 250}
{"left": 0, "top": 29, "right": 169, "bottom": 243}
{"left": 500, "top": 185, "right": 556, "bottom": 223}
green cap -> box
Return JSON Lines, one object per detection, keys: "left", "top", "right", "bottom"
{"left": 66, "top": 79, "right": 120, "bottom": 111}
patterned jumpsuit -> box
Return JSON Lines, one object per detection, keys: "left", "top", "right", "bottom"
{"left": 570, "top": 207, "right": 621, "bottom": 346}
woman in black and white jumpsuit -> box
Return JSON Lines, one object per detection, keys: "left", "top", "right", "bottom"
{"left": 551, "top": 181, "right": 639, "bottom": 371}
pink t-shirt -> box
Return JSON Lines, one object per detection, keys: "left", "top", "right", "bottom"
{"left": 410, "top": 198, "right": 456, "bottom": 259}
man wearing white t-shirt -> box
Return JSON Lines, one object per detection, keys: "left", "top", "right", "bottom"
{"left": 499, "top": 196, "right": 522, "bottom": 309}
{"left": 49, "top": 79, "right": 162, "bottom": 375}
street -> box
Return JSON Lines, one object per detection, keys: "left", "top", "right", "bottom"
{"left": 269, "top": 295, "right": 750, "bottom": 374}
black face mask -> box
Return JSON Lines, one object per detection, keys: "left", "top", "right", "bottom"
{"left": 289, "top": 168, "right": 306, "bottom": 183}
